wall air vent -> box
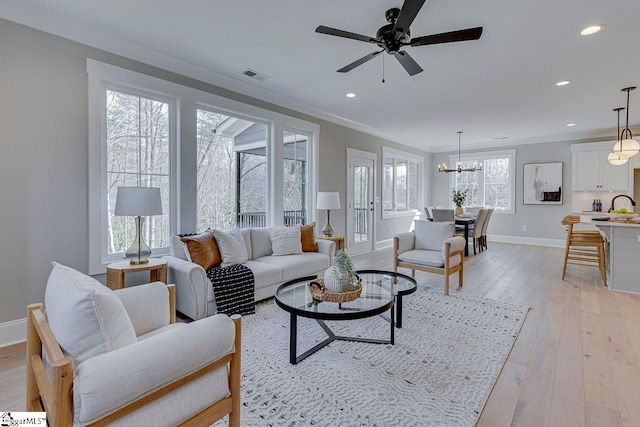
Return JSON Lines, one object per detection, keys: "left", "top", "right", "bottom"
{"left": 241, "top": 69, "right": 270, "bottom": 82}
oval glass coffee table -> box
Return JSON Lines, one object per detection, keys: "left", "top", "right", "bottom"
{"left": 275, "top": 270, "right": 417, "bottom": 364}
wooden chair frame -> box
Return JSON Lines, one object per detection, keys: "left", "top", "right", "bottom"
{"left": 26, "top": 284, "right": 241, "bottom": 427}
{"left": 393, "top": 238, "right": 464, "bottom": 295}
{"left": 561, "top": 215, "right": 607, "bottom": 286}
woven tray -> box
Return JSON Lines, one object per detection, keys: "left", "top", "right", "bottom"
{"left": 309, "top": 278, "right": 362, "bottom": 303}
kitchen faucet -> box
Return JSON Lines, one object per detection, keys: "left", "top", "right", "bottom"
{"left": 610, "top": 194, "right": 637, "bottom": 212}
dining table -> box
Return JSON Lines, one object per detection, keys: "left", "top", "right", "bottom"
{"left": 454, "top": 216, "right": 475, "bottom": 257}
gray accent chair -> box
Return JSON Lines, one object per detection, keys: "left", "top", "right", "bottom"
{"left": 393, "top": 221, "right": 465, "bottom": 295}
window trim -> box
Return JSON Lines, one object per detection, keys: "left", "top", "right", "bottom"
{"left": 448, "top": 149, "right": 516, "bottom": 214}
{"left": 382, "top": 147, "right": 424, "bottom": 219}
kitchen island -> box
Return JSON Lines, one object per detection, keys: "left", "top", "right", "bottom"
{"left": 582, "top": 217, "right": 640, "bottom": 294}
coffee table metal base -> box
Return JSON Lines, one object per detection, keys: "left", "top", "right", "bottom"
{"left": 289, "top": 307, "right": 395, "bottom": 365}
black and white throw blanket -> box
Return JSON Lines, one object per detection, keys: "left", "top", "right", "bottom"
{"left": 206, "top": 264, "right": 255, "bottom": 316}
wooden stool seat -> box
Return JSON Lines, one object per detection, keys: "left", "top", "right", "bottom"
{"left": 561, "top": 215, "right": 606, "bottom": 285}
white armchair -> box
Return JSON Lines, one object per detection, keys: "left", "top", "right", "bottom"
{"left": 393, "top": 221, "right": 465, "bottom": 295}
{"left": 26, "top": 263, "right": 241, "bottom": 427}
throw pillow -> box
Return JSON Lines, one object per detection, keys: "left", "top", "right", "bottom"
{"left": 180, "top": 230, "right": 221, "bottom": 270}
{"left": 270, "top": 226, "right": 303, "bottom": 256}
{"left": 212, "top": 229, "right": 249, "bottom": 267}
{"left": 414, "top": 220, "right": 454, "bottom": 252}
{"left": 44, "top": 262, "right": 137, "bottom": 367}
{"left": 300, "top": 223, "right": 318, "bottom": 252}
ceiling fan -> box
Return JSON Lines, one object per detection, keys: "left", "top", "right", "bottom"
{"left": 315, "top": 0, "right": 483, "bottom": 76}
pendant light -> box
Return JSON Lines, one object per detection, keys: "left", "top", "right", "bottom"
{"left": 608, "top": 107, "right": 629, "bottom": 165}
{"left": 612, "top": 87, "right": 639, "bottom": 158}
{"left": 438, "top": 131, "right": 483, "bottom": 173}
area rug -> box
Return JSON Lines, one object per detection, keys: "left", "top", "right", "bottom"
{"left": 216, "top": 287, "right": 529, "bottom": 426}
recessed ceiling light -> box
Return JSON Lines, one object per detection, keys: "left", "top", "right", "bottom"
{"left": 346, "top": 93, "right": 356, "bottom": 98}
{"left": 580, "top": 25, "right": 605, "bottom": 36}
{"left": 567, "top": 123, "right": 576, "bottom": 127}
{"left": 556, "top": 80, "right": 571, "bottom": 87}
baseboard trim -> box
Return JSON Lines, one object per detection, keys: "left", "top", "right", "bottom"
{"left": 375, "top": 239, "right": 393, "bottom": 250}
{"left": 487, "top": 234, "right": 565, "bottom": 248}
{"left": 0, "top": 318, "right": 26, "bottom": 348}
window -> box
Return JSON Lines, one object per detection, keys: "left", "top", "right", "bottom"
{"left": 450, "top": 149, "right": 516, "bottom": 214}
{"left": 382, "top": 147, "right": 423, "bottom": 218}
{"left": 283, "top": 131, "right": 309, "bottom": 225}
{"left": 105, "top": 87, "right": 173, "bottom": 259}
{"left": 196, "top": 109, "right": 268, "bottom": 230}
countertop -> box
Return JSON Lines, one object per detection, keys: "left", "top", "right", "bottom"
{"left": 581, "top": 217, "right": 640, "bottom": 228}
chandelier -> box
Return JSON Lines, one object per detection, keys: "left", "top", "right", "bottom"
{"left": 438, "top": 131, "right": 482, "bottom": 173}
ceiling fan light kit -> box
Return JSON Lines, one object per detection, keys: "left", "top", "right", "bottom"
{"left": 315, "top": 0, "right": 482, "bottom": 78}
{"left": 438, "top": 131, "right": 482, "bottom": 173}
{"left": 610, "top": 87, "right": 640, "bottom": 161}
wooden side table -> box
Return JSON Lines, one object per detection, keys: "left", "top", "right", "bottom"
{"left": 316, "top": 235, "right": 345, "bottom": 252}
{"left": 106, "top": 259, "right": 167, "bottom": 290}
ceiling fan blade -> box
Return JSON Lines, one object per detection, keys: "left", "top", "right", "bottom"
{"left": 410, "top": 27, "right": 483, "bottom": 47}
{"left": 337, "top": 50, "right": 384, "bottom": 73}
{"left": 392, "top": 0, "right": 427, "bottom": 39}
{"left": 394, "top": 51, "right": 423, "bottom": 76}
{"left": 316, "top": 25, "right": 377, "bottom": 44}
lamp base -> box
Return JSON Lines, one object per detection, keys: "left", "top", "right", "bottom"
{"left": 322, "top": 209, "right": 335, "bottom": 236}
{"left": 125, "top": 216, "right": 152, "bottom": 265}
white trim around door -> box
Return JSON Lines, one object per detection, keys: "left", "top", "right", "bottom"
{"left": 346, "top": 148, "right": 377, "bottom": 255}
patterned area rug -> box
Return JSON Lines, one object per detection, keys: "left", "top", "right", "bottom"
{"left": 217, "top": 286, "right": 529, "bottom": 426}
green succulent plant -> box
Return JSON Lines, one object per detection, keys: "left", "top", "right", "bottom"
{"left": 332, "top": 250, "right": 358, "bottom": 289}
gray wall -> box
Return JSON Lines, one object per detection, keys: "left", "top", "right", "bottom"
{"left": 0, "top": 19, "right": 429, "bottom": 324}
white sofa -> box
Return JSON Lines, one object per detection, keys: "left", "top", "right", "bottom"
{"left": 164, "top": 227, "right": 336, "bottom": 320}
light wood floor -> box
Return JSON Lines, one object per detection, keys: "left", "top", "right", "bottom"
{"left": 2, "top": 242, "right": 640, "bottom": 426}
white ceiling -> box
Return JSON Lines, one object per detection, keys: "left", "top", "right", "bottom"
{"left": 4, "top": 0, "right": 640, "bottom": 152}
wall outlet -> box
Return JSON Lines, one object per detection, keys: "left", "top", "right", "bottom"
{"left": 521, "top": 225, "right": 527, "bottom": 232}
{"left": 637, "top": 235, "right": 640, "bottom": 243}
{"left": 388, "top": 227, "right": 392, "bottom": 235}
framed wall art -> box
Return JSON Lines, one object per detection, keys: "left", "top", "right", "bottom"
{"left": 523, "top": 162, "right": 563, "bottom": 205}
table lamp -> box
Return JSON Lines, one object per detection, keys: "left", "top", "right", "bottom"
{"left": 115, "top": 187, "right": 163, "bottom": 264}
{"left": 317, "top": 192, "right": 341, "bottom": 236}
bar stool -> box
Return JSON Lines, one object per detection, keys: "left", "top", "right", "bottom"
{"left": 561, "top": 215, "right": 606, "bottom": 285}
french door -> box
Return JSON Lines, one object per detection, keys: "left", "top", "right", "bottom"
{"left": 347, "top": 149, "right": 376, "bottom": 255}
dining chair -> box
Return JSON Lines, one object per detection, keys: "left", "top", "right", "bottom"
{"left": 424, "top": 206, "right": 442, "bottom": 221}
{"left": 465, "top": 206, "right": 483, "bottom": 216}
{"left": 469, "top": 209, "right": 488, "bottom": 255}
{"left": 432, "top": 208, "right": 455, "bottom": 222}
{"left": 480, "top": 208, "right": 494, "bottom": 249}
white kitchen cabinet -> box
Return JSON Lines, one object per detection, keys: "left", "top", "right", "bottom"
{"left": 572, "top": 149, "right": 629, "bottom": 192}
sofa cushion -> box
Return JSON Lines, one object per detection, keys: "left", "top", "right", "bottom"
{"left": 44, "top": 263, "right": 137, "bottom": 367}
{"left": 397, "top": 249, "right": 445, "bottom": 268}
{"left": 244, "top": 260, "right": 283, "bottom": 291}
{"left": 256, "top": 253, "right": 330, "bottom": 282}
{"left": 415, "top": 221, "right": 454, "bottom": 251}
{"left": 301, "top": 223, "right": 318, "bottom": 252}
{"left": 250, "top": 228, "right": 272, "bottom": 259}
{"left": 270, "top": 226, "right": 303, "bottom": 256}
{"left": 181, "top": 230, "right": 221, "bottom": 270}
{"left": 169, "top": 235, "right": 191, "bottom": 261}
{"left": 213, "top": 229, "right": 248, "bottom": 267}
{"left": 232, "top": 228, "right": 252, "bottom": 260}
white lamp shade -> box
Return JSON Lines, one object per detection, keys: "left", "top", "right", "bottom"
{"left": 612, "top": 138, "right": 640, "bottom": 158}
{"left": 115, "top": 187, "right": 163, "bottom": 216}
{"left": 607, "top": 151, "right": 629, "bottom": 166}
{"left": 317, "top": 192, "right": 341, "bottom": 210}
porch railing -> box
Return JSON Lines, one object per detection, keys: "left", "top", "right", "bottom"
{"left": 237, "top": 210, "right": 306, "bottom": 228}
